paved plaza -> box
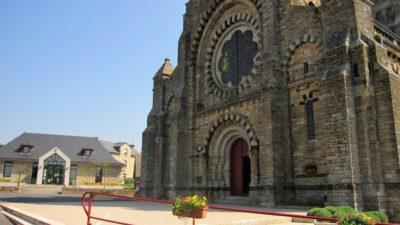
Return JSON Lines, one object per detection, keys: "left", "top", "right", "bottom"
{"left": 0, "top": 193, "right": 308, "bottom": 225}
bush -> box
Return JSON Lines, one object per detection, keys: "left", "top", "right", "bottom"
{"left": 367, "top": 211, "right": 388, "bottom": 223}
{"left": 339, "top": 214, "right": 374, "bottom": 225}
{"left": 0, "top": 178, "right": 10, "bottom": 182}
{"left": 361, "top": 212, "right": 380, "bottom": 222}
{"left": 338, "top": 206, "right": 356, "bottom": 214}
{"left": 307, "top": 208, "right": 333, "bottom": 217}
{"left": 123, "top": 178, "right": 133, "bottom": 184}
{"left": 324, "top": 206, "right": 354, "bottom": 218}
{"left": 123, "top": 183, "right": 135, "bottom": 189}
{"left": 324, "top": 206, "right": 339, "bottom": 214}
{"left": 333, "top": 211, "right": 350, "bottom": 219}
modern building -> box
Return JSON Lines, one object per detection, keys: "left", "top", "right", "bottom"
{"left": 141, "top": 0, "right": 400, "bottom": 222}
{"left": 0, "top": 133, "right": 138, "bottom": 186}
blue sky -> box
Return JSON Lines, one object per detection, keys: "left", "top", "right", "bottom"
{"left": 0, "top": 1, "right": 187, "bottom": 150}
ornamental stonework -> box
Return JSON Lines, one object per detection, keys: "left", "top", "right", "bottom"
{"left": 141, "top": 0, "right": 400, "bottom": 222}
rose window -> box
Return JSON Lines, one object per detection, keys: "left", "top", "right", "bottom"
{"left": 216, "top": 29, "right": 258, "bottom": 87}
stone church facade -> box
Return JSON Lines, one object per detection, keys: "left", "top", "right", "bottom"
{"left": 141, "top": 0, "right": 400, "bottom": 221}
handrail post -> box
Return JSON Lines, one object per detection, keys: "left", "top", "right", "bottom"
{"left": 87, "top": 193, "right": 93, "bottom": 225}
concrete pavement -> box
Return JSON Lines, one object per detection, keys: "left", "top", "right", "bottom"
{"left": 0, "top": 193, "right": 308, "bottom": 225}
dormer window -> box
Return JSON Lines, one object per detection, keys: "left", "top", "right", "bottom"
{"left": 82, "top": 149, "right": 94, "bottom": 157}
{"left": 20, "top": 145, "right": 33, "bottom": 154}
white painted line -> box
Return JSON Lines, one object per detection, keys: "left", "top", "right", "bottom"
{"left": 95, "top": 210, "right": 114, "bottom": 225}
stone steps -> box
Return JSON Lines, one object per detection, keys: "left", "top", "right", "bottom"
{"left": 215, "top": 196, "right": 250, "bottom": 205}
{"left": 0, "top": 204, "right": 65, "bottom": 225}
{"left": 0, "top": 207, "right": 15, "bottom": 225}
{"left": 1, "top": 211, "right": 33, "bottom": 225}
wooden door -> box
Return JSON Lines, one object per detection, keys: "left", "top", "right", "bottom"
{"left": 230, "top": 139, "right": 250, "bottom": 196}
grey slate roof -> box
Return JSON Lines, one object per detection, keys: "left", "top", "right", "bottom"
{"left": 99, "top": 140, "right": 119, "bottom": 154}
{"left": 0, "top": 133, "right": 124, "bottom": 166}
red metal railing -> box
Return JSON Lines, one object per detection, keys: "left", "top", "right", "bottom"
{"left": 81, "top": 192, "right": 399, "bottom": 225}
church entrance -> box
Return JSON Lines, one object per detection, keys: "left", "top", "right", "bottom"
{"left": 230, "top": 138, "right": 251, "bottom": 196}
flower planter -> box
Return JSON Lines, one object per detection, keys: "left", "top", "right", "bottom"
{"left": 173, "top": 206, "right": 208, "bottom": 219}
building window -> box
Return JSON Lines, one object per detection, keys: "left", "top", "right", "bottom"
{"left": 304, "top": 62, "right": 309, "bottom": 74}
{"left": 305, "top": 101, "right": 316, "bottom": 141}
{"left": 69, "top": 165, "right": 77, "bottom": 185}
{"left": 95, "top": 166, "right": 102, "bottom": 183}
{"left": 3, "top": 162, "right": 13, "bottom": 178}
{"left": 20, "top": 145, "right": 33, "bottom": 154}
{"left": 353, "top": 63, "right": 359, "bottom": 77}
{"left": 82, "top": 149, "right": 93, "bottom": 157}
{"left": 386, "top": 7, "right": 396, "bottom": 24}
{"left": 376, "top": 11, "right": 385, "bottom": 24}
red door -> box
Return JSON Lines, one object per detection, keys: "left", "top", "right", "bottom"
{"left": 231, "top": 139, "right": 250, "bottom": 196}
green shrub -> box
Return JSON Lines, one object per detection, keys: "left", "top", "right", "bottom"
{"left": 333, "top": 210, "right": 350, "bottom": 219}
{"left": 123, "top": 178, "right": 133, "bottom": 184}
{"left": 339, "top": 214, "right": 374, "bottom": 225}
{"left": 368, "top": 211, "right": 388, "bottom": 223}
{"left": 307, "top": 208, "right": 333, "bottom": 217}
{"left": 123, "top": 183, "right": 135, "bottom": 189}
{"left": 0, "top": 178, "right": 11, "bottom": 182}
{"left": 326, "top": 206, "right": 354, "bottom": 219}
{"left": 324, "top": 206, "right": 339, "bottom": 214}
{"left": 361, "top": 212, "right": 380, "bottom": 222}
{"left": 338, "top": 206, "right": 355, "bottom": 214}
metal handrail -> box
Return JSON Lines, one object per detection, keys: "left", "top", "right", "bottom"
{"left": 81, "top": 192, "right": 399, "bottom": 225}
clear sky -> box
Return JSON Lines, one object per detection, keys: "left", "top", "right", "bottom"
{"left": 0, "top": 1, "right": 187, "bottom": 151}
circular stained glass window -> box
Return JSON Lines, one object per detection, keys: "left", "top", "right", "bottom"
{"left": 214, "top": 29, "right": 258, "bottom": 88}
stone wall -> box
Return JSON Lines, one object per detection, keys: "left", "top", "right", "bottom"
{"left": 111, "top": 144, "right": 136, "bottom": 180}
{"left": 75, "top": 164, "right": 121, "bottom": 185}
{"left": 141, "top": 0, "right": 400, "bottom": 221}
{"left": 0, "top": 161, "right": 34, "bottom": 184}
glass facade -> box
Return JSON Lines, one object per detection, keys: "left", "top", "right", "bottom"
{"left": 42, "top": 153, "right": 66, "bottom": 185}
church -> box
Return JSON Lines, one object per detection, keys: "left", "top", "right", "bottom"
{"left": 141, "top": 0, "right": 400, "bottom": 221}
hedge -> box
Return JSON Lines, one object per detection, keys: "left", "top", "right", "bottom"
{"left": 307, "top": 208, "right": 333, "bottom": 217}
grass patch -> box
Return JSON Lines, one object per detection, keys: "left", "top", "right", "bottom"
{"left": 123, "top": 183, "right": 135, "bottom": 189}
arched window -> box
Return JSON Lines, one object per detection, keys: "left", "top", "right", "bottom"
{"left": 376, "top": 11, "right": 385, "bottom": 24}
{"left": 305, "top": 101, "right": 316, "bottom": 140}
{"left": 386, "top": 7, "right": 396, "bottom": 24}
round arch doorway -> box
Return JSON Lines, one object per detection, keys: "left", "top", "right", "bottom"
{"left": 230, "top": 138, "right": 251, "bottom": 196}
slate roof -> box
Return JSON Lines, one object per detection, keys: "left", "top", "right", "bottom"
{"left": 99, "top": 140, "right": 119, "bottom": 154}
{"left": 0, "top": 133, "right": 124, "bottom": 166}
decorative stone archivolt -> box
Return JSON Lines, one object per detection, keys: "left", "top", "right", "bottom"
{"left": 196, "top": 113, "right": 258, "bottom": 153}
{"left": 205, "top": 13, "right": 262, "bottom": 97}
{"left": 190, "top": 0, "right": 262, "bottom": 67}
{"left": 282, "top": 34, "right": 322, "bottom": 77}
